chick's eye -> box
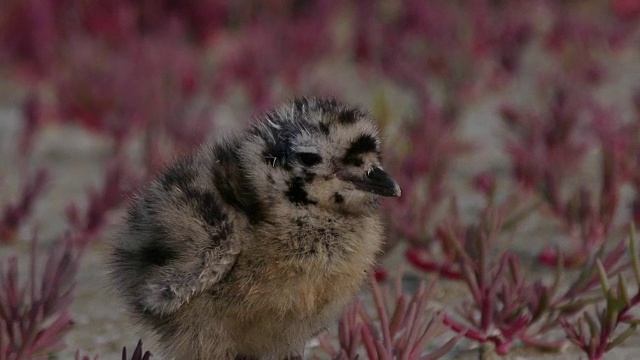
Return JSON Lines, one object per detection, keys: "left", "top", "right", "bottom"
{"left": 297, "top": 152, "right": 322, "bottom": 167}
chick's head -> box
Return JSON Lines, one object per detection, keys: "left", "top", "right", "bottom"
{"left": 245, "top": 97, "right": 400, "bottom": 215}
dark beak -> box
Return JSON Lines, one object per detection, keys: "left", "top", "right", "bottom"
{"left": 339, "top": 167, "right": 401, "bottom": 197}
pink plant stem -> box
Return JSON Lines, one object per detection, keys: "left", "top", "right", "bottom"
{"left": 405, "top": 247, "right": 462, "bottom": 280}
{"left": 443, "top": 315, "right": 487, "bottom": 342}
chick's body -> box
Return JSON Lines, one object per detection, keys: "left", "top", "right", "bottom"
{"left": 109, "top": 98, "right": 400, "bottom": 359}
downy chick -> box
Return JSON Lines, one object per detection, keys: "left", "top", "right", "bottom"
{"left": 109, "top": 97, "right": 401, "bottom": 359}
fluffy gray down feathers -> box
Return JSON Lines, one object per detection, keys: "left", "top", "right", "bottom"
{"left": 109, "top": 97, "right": 400, "bottom": 359}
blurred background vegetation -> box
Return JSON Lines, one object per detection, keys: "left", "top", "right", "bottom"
{"left": 1, "top": 0, "right": 640, "bottom": 359}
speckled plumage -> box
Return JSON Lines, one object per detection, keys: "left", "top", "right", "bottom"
{"left": 109, "top": 97, "right": 401, "bottom": 359}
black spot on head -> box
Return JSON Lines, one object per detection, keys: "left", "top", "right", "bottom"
{"left": 317, "top": 98, "right": 338, "bottom": 111}
{"left": 338, "top": 109, "right": 358, "bottom": 124}
{"left": 211, "top": 145, "right": 265, "bottom": 223}
{"left": 344, "top": 156, "right": 363, "bottom": 167}
{"left": 319, "top": 122, "right": 330, "bottom": 135}
{"left": 260, "top": 128, "right": 292, "bottom": 170}
{"left": 285, "top": 177, "right": 317, "bottom": 206}
{"left": 333, "top": 192, "right": 344, "bottom": 204}
{"left": 348, "top": 134, "right": 378, "bottom": 154}
{"left": 342, "top": 134, "right": 378, "bottom": 166}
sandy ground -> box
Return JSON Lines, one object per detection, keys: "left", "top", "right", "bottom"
{"left": 2, "top": 46, "right": 640, "bottom": 359}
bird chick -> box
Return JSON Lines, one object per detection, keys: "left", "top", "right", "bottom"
{"left": 109, "top": 97, "right": 401, "bottom": 359}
